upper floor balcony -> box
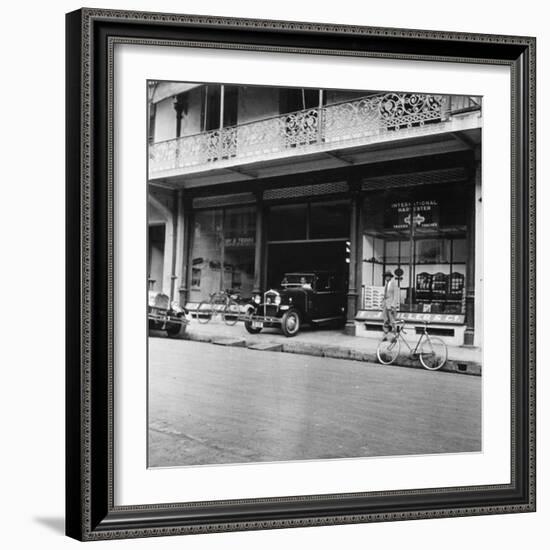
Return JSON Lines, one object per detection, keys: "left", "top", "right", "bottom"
{"left": 149, "top": 92, "right": 481, "bottom": 181}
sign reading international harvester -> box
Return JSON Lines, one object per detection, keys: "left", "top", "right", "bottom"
{"left": 388, "top": 200, "right": 439, "bottom": 230}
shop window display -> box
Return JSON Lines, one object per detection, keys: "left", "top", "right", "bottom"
{"left": 362, "top": 182, "right": 470, "bottom": 314}
{"left": 190, "top": 206, "right": 256, "bottom": 302}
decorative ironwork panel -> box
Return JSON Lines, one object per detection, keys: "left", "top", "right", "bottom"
{"left": 263, "top": 181, "right": 348, "bottom": 200}
{"left": 323, "top": 95, "right": 383, "bottom": 143}
{"left": 193, "top": 192, "right": 256, "bottom": 209}
{"left": 361, "top": 168, "right": 467, "bottom": 191}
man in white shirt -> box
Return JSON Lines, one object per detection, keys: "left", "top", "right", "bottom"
{"left": 300, "top": 276, "right": 312, "bottom": 290}
{"left": 382, "top": 270, "right": 400, "bottom": 341}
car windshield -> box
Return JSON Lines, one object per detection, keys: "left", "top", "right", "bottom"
{"left": 281, "top": 274, "right": 315, "bottom": 287}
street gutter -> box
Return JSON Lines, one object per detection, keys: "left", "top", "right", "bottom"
{"left": 174, "top": 330, "right": 481, "bottom": 376}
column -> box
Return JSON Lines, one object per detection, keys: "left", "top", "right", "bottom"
{"left": 161, "top": 214, "right": 174, "bottom": 299}
{"left": 174, "top": 93, "right": 186, "bottom": 138}
{"left": 473, "top": 150, "right": 483, "bottom": 347}
{"left": 177, "top": 196, "right": 192, "bottom": 306}
{"left": 345, "top": 183, "right": 361, "bottom": 336}
{"left": 463, "top": 154, "right": 479, "bottom": 345}
{"left": 253, "top": 193, "right": 264, "bottom": 294}
{"left": 169, "top": 191, "right": 179, "bottom": 301}
{"left": 173, "top": 190, "right": 185, "bottom": 304}
{"left": 355, "top": 199, "right": 364, "bottom": 317}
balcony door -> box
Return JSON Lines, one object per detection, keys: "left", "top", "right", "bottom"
{"left": 279, "top": 88, "right": 320, "bottom": 114}
{"left": 202, "top": 85, "right": 238, "bottom": 131}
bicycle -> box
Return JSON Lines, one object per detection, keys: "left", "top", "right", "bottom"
{"left": 196, "top": 289, "right": 241, "bottom": 326}
{"left": 376, "top": 320, "right": 448, "bottom": 371}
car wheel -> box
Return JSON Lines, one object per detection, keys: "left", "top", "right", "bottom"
{"left": 281, "top": 309, "right": 301, "bottom": 337}
{"left": 196, "top": 301, "right": 212, "bottom": 323}
{"left": 166, "top": 315, "right": 187, "bottom": 338}
{"left": 222, "top": 299, "right": 240, "bottom": 326}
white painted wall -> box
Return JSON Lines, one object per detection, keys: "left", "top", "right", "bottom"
{"left": 154, "top": 86, "right": 204, "bottom": 142}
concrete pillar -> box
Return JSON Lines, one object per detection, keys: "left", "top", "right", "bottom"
{"left": 344, "top": 184, "right": 361, "bottom": 335}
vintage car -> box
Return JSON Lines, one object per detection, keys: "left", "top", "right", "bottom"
{"left": 148, "top": 291, "right": 189, "bottom": 336}
{"left": 244, "top": 271, "right": 346, "bottom": 337}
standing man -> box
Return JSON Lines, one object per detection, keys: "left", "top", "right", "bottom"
{"left": 382, "top": 270, "right": 400, "bottom": 340}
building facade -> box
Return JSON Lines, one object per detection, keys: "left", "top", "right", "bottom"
{"left": 147, "top": 82, "right": 482, "bottom": 346}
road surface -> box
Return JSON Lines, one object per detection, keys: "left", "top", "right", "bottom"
{"left": 148, "top": 338, "right": 481, "bottom": 467}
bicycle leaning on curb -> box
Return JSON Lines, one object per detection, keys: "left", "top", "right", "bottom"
{"left": 376, "top": 320, "right": 448, "bottom": 371}
{"left": 196, "top": 289, "right": 241, "bottom": 326}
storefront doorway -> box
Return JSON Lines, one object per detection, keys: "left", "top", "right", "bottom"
{"left": 266, "top": 241, "right": 349, "bottom": 290}
{"left": 265, "top": 199, "right": 350, "bottom": 290}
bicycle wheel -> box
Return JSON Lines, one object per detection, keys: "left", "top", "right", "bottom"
{"left": 223, "top": 299, "right": 240, "bottom": 326}
{"left": 419, "top": 336, "right": 447, "bottom": 370}
{"left": 196, "top": 300, "right": 212, "bottom": 324}
{"left": 376, "top": 337, "right": 400, "bottom": 365}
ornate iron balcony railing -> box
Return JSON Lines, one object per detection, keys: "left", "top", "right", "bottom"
{"left": 149, "top": 93, "right": 480, "bottom": 176}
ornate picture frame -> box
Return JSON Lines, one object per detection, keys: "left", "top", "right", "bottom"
{"left": 66, "top": 8, "right": 536, "bottom": 541}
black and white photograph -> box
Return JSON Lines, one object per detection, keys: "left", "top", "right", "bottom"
{"left": 146, "top": 81, "right": 483, "bottom": 468}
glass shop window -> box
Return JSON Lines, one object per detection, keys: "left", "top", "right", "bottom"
{"left": 190, "top": 206, "right": 256, "bottom": 302}
{"left": 190, "top": 210, "right": 224, "bottom": 300}
{"left": 223, "top": 206, "right": 256, "bottom": 296}
{"left": 361, "top": 183, "right": 470, "bottom": 315}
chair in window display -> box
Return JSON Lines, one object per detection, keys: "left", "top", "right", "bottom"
{"left": 431, "top": 272, "right": 449, "bottom": 311}
{"left": 447, "top": 272, "right": 465, "bottom": 312}
{"left": 415, "top": 272, "right": 433, "bottom": 305}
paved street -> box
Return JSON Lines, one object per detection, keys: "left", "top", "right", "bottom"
{"left": 148, "top": 338, "right": 481, "bottom": 467}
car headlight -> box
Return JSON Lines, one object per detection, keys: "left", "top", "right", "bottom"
{"left": 275, "top": 295, "right": 282, "bottom": 306}
{"left": 253, "top": 294, "right": 261, "bottom": 304}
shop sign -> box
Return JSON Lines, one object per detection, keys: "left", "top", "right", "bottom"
{"left": 387, "top": 200, "right": 439, "bottom": 230}
{"left": 356, "top": 310, "right": 465, "bottom": 325}
{"left": 224, "top": 236, "right": 255, "bottom": 248}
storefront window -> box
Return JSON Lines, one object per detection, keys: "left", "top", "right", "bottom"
{"left": 361, "top": 182, "right": 470, "bottom": 315}
{"left": 190, "top": 206, "right": 256, "bottom": 302}
{"left": 223, "top": 206, "right": 256, "bottom": 295}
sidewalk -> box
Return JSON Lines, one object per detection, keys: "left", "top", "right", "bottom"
{"left": 172, "top": 317, "right": 482, "bottom": 376}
